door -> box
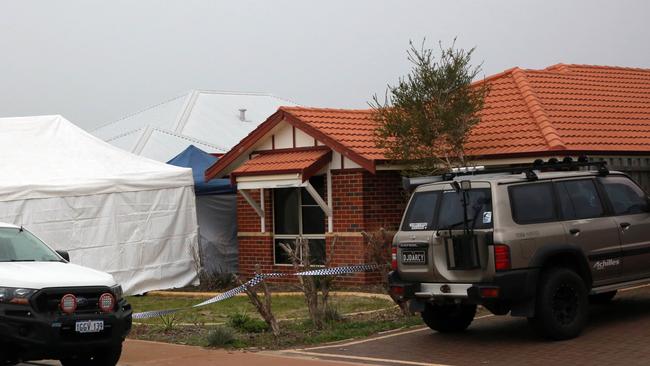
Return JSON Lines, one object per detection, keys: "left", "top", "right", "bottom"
{"left": 555, "top": 179, "right": 623, "bottom": 285}
{"left": 599, "top": 175, "right": 650, "bottom": 280}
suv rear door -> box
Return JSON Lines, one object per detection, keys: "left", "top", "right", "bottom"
{"left": 599, "top": 175, "right": 650, "bottom": 280}
{"left": 395, "top": 182, "right": 494, "bottom": 283}
{"left": 555, "top": 178, "right": 623, "bottom": 285}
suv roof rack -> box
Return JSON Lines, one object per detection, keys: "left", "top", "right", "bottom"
{"left": 402, "top": 156, "right": 609, "bottom": 192}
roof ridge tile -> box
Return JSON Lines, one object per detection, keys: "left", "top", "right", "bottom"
{"left": 511, "top": 68, "right": 567, "bottom": 150}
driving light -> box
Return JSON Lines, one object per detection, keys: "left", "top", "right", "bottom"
{"left": 60, "top": 294, "right": 77, "bottom": 314}
{"left": 99, "top": 293, "right": 115, "bottom": 313}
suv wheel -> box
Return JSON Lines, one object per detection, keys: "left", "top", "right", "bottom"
{"left": 421, "top": 302, "right": 476, "bottom": 333}
{"left": 529, "top": 268, "right": 588, "bottom": 340}
{"left": 589, "top": 290, "right": 617, "bottom": 304}
{"left": 60, "top": 344, "right": 122, "bottom": 366}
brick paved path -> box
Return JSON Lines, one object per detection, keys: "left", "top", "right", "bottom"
{"left": 281, "top": 285, "right": 650, "bottom": 366}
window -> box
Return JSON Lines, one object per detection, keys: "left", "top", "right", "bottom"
{"left": 509, "top": 183, "right": 557, "bottom": 224}
{"left": 0, "top": 228, "right": 60, "bottom": 262}
{"left": 557, "top": 179, "right": 604, "bottom": 220}
{"left": 273, "top": 176, "right": 326, "bottom": 265}
{"left": 601, "top": 176, "right": 649, "bottom": 215}
{"left": 401, "top": 191, "right": 440, "bottom": 231}
{"left": 437, "top": 189, "right": 493, "bottom": 230}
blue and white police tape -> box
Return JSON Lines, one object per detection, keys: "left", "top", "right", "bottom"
{"left": 132, "top": 263, "right": 380, "bottom": 320}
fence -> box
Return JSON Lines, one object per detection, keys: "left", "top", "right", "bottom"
{"left": 594, "top": 156, "right": 650, "bottom": 192}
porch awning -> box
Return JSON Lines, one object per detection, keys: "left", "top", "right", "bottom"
{"left": 232, "top": 146, "right": 332, "bottom": 189}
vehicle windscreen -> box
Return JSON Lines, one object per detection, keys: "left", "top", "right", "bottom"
{"left": 0, "top": 228, "right": 61, "bottom": 262}
{"left": 402, "top": 188, "right": 493, "bottom": 231}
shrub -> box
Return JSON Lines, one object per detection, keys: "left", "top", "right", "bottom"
{"left": 206, "top": 326, "right": 237, "bottom": 347}
{"left": 323, "top": 306, "right": 342, "bottom": 323}
{"left": 227, "top": 313, "right": 269, "bottom": 333}
{"left": 159, "top": 314, "right": 177, "bottom": 332}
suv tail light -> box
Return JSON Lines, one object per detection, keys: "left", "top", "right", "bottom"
{"left": 98, "top": 293, "right": 115, "bottom": 313}
{"left": 391, "top": 246, "right": 398, "bottom": 270}
{"left": 494, "top": 244, "right": 511, "bottom": 271}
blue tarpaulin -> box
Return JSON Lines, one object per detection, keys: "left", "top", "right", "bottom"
{"left": 167, "top": 145, "right": 235, "bottom": 195}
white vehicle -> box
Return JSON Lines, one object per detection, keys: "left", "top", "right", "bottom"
{"left": 0, "top": 223, "right": 132, "bottom": 366}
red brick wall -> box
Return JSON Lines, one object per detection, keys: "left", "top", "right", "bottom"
{"left": 331, "top": 170, "right": 364, "bottom": 233}
{"left": 236, "top": 169, "right": 406, "bottom": 285}
{"left": 362, "top": 170, "right": 407, "bottom": 232}
{"left": 236, "top": 189, "right": 272, "bottom": 233}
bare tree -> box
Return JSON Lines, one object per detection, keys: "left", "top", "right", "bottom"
{"left": 236, "top": 264, "right": 280, "bottom": 336}
{"left": 279, "top": 235, "right": 338, "bottom": 330}
{"left": 361, "top": 228, "right": 410, "bottom": 315}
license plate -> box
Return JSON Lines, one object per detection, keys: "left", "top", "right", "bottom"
{"left": 402, "top": 250, "right": 427, "bottom": 265}
{"left": 75, "top": 320, "right": 104, "bottom": 334}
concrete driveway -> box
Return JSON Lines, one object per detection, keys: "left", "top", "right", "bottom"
{"left": 278, "top": 285, "right": 650, "bottom": 366}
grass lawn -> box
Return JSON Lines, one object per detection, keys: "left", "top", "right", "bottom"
{"left": 127, "top": 294, "right": 393, "bottom": 325}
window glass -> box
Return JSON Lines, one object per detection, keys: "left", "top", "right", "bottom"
{"left": 601, "top": 176, "right": 649, "bottom": 215}
{"left": 273, "top": 175, "right": 327, "bottom": 265}
{"left": 273, "top": 188, "right": 299, "bottom": 234}
{"left": 274, "top": 238, "right": 295, "bottom": 265}
{"left": 308, "top": 239, "right": 326, "bottom": 265}
{"left": 510, "top": 183, "right": 557, "bottom": 224}
{"left": 0, "top": 228, "right": 60, "bottom": 262}
{"left": 301, "top": 176, "right": 326, "bottom": 234}
{"left": 437, "top": 189, "right": 493, "bottom": 230}
{"left": 301, "top": 175, "right": 325, "bottom": 205}
{"left": 302, "top": 206, "right": 325, "bottom": 234}
{"left": 401, "top": 191, "right": 439, "bottom": 231}
{"left": 558, "top": 180, "right": 604, "bottom": 219}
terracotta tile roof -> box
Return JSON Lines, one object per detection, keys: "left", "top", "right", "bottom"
{"left": 207, "top": 64, "right": 650, "bottom": 180}
{"left": 279, "top": 107, "right": 385, "bottom": 161}
{"left": 467, "top": 64, "right": 650, "bottom": 157}
{"left": 230, "top": 146, "right": 332, "bottom": 181}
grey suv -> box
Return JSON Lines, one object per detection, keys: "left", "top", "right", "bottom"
{"left": 388, "top": 158, "right": 650, "bottom": 340}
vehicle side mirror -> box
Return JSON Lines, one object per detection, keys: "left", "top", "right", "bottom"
{"left": 56, "top": 250, "right": 70, "bottom": 262}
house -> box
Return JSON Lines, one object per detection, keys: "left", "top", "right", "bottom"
{"left": 92, "top": 90, "right": 298, "bottom": 162}
{"left": 205, "top": 64, "right": 650, "bottom": 284}
{"left": 467, "top": 64, "right": 650, "bottom": 190}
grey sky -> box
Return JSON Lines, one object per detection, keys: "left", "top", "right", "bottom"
{"left": 1, "top": 0, "right": 649, "bottom": 130}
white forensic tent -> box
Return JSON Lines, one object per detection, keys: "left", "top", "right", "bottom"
{"left": 0, "top": 115, "right": 199, "bottom": 295}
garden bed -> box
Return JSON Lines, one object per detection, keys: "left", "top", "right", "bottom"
{"left": 126, "top": 294, "right": 420, "bottom": 349}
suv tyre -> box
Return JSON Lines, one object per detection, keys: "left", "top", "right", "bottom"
{"left": 60, "top": 344, "right": 122, "bottom": 366}
{"left": 530, "top": 268, "right": 588, "bottom": 340}
{"left": 589, "top": 290, "right": 617, "bottom": 304}
{"left": 421, "top": 303, "right": 476, "bottom": 333}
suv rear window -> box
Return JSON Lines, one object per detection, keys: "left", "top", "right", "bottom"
{"left": 401, "top": 188, "right": 493, "bottom": 231}
{"left": 402, "top": 191, "right": 439, "bottom": 231}
{"left": 437, "top": 189, "right": 493, "bottom": 230}
{"left": 509, "top": 183, "right": 557, "bottom": 224}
